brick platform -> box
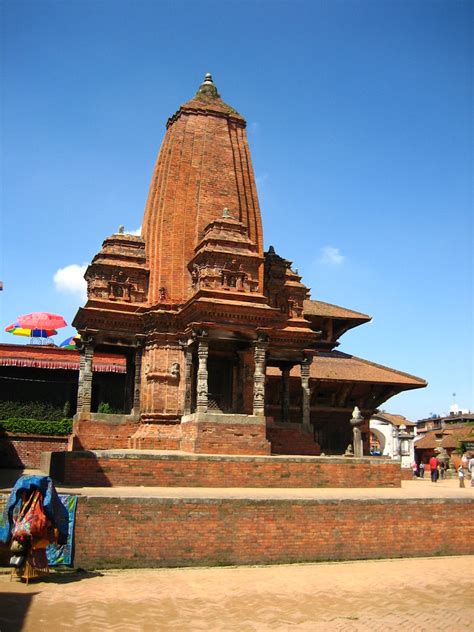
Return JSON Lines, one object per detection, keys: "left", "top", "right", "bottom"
{"left": 180, "top": 413, "right": 271, "bottom": 455}
{"left": 47, "top": 450, "right": 401, "bottom": 488}
{"left": 70, "top": 413, "right": 140, "bottom": 450}
{"left": 72, "top": 494, "right": 473, "bottom": 569}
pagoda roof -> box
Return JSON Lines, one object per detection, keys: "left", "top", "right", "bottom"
{"left": 267, "top": 350, "right": 426, "bottom": 387}
{"left": 303, "top": 299, "right": 371, "bottom": 321}
{"left": 0, "top": 343, "right": 126, "bottom": 373}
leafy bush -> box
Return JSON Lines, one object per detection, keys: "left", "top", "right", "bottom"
{"left": 98, "top": 402, "right": 113, "bottom": 414}
{"left": 0, "top": 418, "right": 73, "bottom": 436}
{"left": 0, "top": 400, "right": 67, "bottom": 422}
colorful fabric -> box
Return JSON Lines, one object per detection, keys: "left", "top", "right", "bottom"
{"left": 0, "top": 476, "right": 68, "bottom": 544}
{"left": 11, "top": 489, "right": 49, "bottom": 540}
{"left": 1, "top": 491, "right": 77, "bottom": 567}
{"left": 46, "top": 494, "right": 77, "bottom": 567}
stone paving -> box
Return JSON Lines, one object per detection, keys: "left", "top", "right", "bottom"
{"left": 0, "top": 556, "right": 473, "bottom": 631}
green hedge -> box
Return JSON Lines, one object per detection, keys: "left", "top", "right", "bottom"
{"left": 0, "top": 400, "right": 69, "bottom": 421}
{"left": 0, "top": 418, "right": 73, "bottom": 436}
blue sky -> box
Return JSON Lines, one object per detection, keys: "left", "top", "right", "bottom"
{"left": 1, "top": 0, "right": 472, "bottom": 420}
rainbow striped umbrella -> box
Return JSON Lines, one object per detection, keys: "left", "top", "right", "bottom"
{"left": 5, "top": 323, "right": 58, "bottom": 338}
{"left": 60, "top": 334, "right": 81, "bottom": 350}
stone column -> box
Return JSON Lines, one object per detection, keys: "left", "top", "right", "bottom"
{"left": 281, "top": 366, "right": 291, "bottom": 423}
{"left": 132, "top": 345, "right": 143, "bottom": 415}
{"left": 301, "top": 355, "right": 312, "bottom": 431}
{"left": 253, "top": 339, "right": 267, "bottom": 417}
{"left": 78, "top": 339, "right": 94, "bottom": 413}
{"left": 183, "top": 347, "right": 193, "bottom": 415}
{"left": 350, "top": 406, "right": 364, "bottom": 458}
{"left": 196, "top": 337, "right": 209, "bottom": 413}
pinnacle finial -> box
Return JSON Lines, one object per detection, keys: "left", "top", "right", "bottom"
{"left": 196, "top": 72, "right": 220, "bottom": 98}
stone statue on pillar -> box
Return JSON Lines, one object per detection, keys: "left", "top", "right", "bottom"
{"left": 350, "top": 406, "right": 364, "bottom": 458}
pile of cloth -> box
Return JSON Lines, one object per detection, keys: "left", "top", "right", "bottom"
{"left": 0, "top": 475, "right": 69, "bottom": 580}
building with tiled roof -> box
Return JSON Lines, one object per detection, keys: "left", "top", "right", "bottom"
{"left": 369, "top": 412, "right": 417, "bottom": 469}
{"left": 414, "top": 424, "right": 474, "bottom": 467}
{"left": 1, "top": 74, "right": 427, "bottom": 457}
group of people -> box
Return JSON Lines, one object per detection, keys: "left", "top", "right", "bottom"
{"left": 412, "top": 453, "right": 474, "bottom": 488}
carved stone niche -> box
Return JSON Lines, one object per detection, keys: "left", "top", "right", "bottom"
{"left": 188, "top": 210, "right": 263, "bottom": 295}
{"left": 264, "top": 246, "right": 309, "bottom": 318}
{"left": 84, "top": 232, "right": 149, "bottom": 304}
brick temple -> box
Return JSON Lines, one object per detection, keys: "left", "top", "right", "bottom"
{"left": 71, "top": 73, "right": 425, "bottom": 456}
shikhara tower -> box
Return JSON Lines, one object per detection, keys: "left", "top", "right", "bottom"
{"left": 73, "top": 74, "right": 425, "bottom": 454}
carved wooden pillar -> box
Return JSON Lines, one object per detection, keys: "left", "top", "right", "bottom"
{"left": 183, "top": 347, "right": 193, "bottom": 415}
{"left": 132, "top": 345, "right": 143, "bottom": 415}
{"left": 196, "top": 337, "right": 209, "bottom": 413}
{"left": 301, "top": 355, "right": 312, "bottom": 431}
{"left": 78, "top": 339, "right": 94, "bottom": 413}
{"left": 281, "top": 366, "right": 291, "bottom": 423}
{"left": 253, "top": 339, "right": 267, "bottom": 417}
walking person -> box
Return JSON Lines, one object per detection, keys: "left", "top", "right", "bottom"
{"left": 419, "top": 461, "right": 425, "bottom": 478}
{"left": 458, "top": 464, "right": 465, "bottom": 488}
{"left": 468, "top": 453, "right": 474, "bottom": 488}
{"left": 439, "top": 461, "right": 446, "bottom": 480}
{"left": 411, "top": 461, "right": 418, "bottom": 479}
{"left": 429, "top": 455, "right": 439, "bottom": 482}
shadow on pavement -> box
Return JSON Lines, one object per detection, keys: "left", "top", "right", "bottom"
{"left": 0, "top": 591, "right": 38, "bottom": 632}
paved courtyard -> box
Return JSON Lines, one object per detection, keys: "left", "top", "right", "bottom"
{"left": 0, "top": 556, "right": 473, "bottom": 631}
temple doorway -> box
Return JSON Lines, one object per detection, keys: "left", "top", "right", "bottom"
{"left": 207, "top": 356, "right": 233, "bottom": 412}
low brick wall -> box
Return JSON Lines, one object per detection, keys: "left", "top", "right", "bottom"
{"left": 72, "top": 496, "right": 474, "bottom": 569}
{"left": 71, "top": 413, "right": 140, "bottom": 450}
{"left": 0, "top": 433, "right": 68, "bottom": 468}
{"left": 49, "top": 451, "right": 401, "bottom": 488}
{"left": 267, "top": 424, "right": 320, "bottom": 456}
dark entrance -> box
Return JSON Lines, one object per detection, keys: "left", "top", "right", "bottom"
{"left": 207, "top": 356, "right": 233, "bottom": 412}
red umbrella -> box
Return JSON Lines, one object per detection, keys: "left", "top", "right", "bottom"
{"left": 17, "top": 312, "right": 67, "bottom": 330}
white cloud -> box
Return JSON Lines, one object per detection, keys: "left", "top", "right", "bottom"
{"left": 53, "top": 264, "right": 88, "bottom": 301}
{"left": 127, "top": 226, "right": 142, "bottom": 235}
{"left": 319, "top": 246, "right": 345, "bottom": 265}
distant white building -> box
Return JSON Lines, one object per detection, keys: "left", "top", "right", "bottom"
{"left": 369, "top": 412, "right": 416, "bottom": 469}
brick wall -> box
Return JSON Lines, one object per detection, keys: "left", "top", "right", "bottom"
{"left": 180, "top": 416, "right": 271, "bottom": 455}
{"left": 267, "top": 424, "right": 320, "bottom": 456}
{"left": 50, "top": 452, "right": 401, "bottom": 488}
{"left": 0, "top": 433, "right": 68, "bottom": 468}
{"left": 71, "top": 413, "right": 140, "bottom": 450}
{"left": 72, "top": 496, "right": 474, "bottom": 569}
